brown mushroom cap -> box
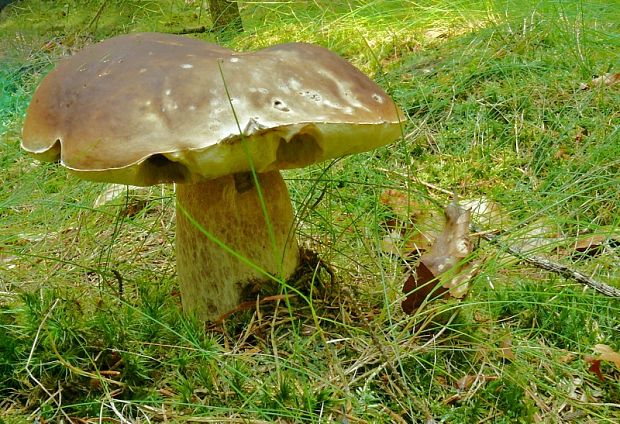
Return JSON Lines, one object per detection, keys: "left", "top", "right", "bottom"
{"left": 22, "top": 32, "right": 404, "bottom": 186}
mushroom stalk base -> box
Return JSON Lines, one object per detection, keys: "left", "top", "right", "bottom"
{"left": 175, "top": 171, "right": 300, "bottom": 321}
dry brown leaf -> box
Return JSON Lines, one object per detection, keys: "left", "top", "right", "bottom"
{"left": 574, "top": 126, "right": 588, "bottom": 143}
{"left": 93, "top": 184, "right": 152, "bottom": 217}
{"left": 379, "top": 189, "right": 444, "bottom": 257}
{"left": 580, "top": 72, "right": 620, "bottom": 90}
{"left": 584, "top": 356, "right": 605, "bottom": 381}
{"left": 158, "top": 388, "right": 176, "bottom": 397}
{"left": 569, "top": 235, "right": 608, "bottom": 257}
{"left": 554, "top": 147, "right": 571, "bottom": 160}
{"left": 380, "top": 189, "right": 417, "bottom": 222}
{"left": 454, "top": 374, "right": 498, "bottom": 391}
{"left": 499, "top": 337, "right": 516, "bottom": 361}
{"left": 584, "top": 345, "right": 620, "bottom": 381}
{"left": 402, "top": 200, "right": 476, "bottom": 314}
{"left": 558, "top": 352, "right": 576, "bottom": 364}
{"left": 556, "top": 231, "right": 620, "bottom": 259}
{"left": 591, "top": 73, "right": 620, "bottom": 87}
{"left": 93, "top": 184, "right": 130, "bottom": 208}
{"left": 592, "top": 344, "right": 620, "bottom": 370}
{"left": 445, "top": 374, "right": 499, "bottom": 403}
{"left": 460, "top": 197, "right": 506, "bottom": 229}
{"left": 512, "top": 221, "right": 563, "bottom": 254}
{"left": 455, "top": 374, "right": 478, "bottom": 391}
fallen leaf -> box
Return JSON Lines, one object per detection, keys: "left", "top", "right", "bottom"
{"left": 93, "top": 184, "right": 151, "bottom": 208}
{"left": 554, "top": 147, "right": 571, "bottom": 160}
{"left": 584, "top": 356, "right": 605, "bottom": 381}
{"left": 455, "top": 374, "right": 478, "bottom": 391}
{"left": 380, "top": 189, "right": 418, "bottom": 222}
{"left": 158, "top": 388, "right": 177, "bottom": 397}
{"left": 499, "top": 337, "right": 516, "bottom": 361}
{"left": 473, "top": 310, "right": 491, "bottom": 323}
{"left": 402, "top": 262, "right": 448, "bottom": 313}
{"left": 513, "top": 221, "right": 562, "bottom": 254}
{"left": 381, "top": 229, "right": 404, "bottom": 256}
{"left": 460, "top": 197, "right": 506, "bottom": 229}
{"left": 558, "top": 231, "right": 620, "bottom": 259}
{"left": 379, "top": 189, "right": 444, "bottom": 257}
{"left": 403, "top": 219, "right": 443, "bottom": 257}
{"left": 402, "top": 200, "right": 476, "bottom": 314}
{"left": 558, "top": 352, "right": 576, "bottom": 364}
{"left": 569, "top": 235, "right": 608, "bottom": 257}
{"left": 445, "top": 374, "right": 499, "bottom": 403}
{"left": 580, "top": 72, "right": 620, "bottom": 90}
{"left": 592, "top": 344, "right": 620, "bottom": 370}
{"left": 574, "top": 126, "right": 588, "bottom": 143}
{"left": 591, "top": 73, "right": 620, "bottom": 87}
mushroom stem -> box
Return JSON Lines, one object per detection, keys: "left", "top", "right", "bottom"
{"left": 175, "top": 171, "right": 300, "bottom": 320}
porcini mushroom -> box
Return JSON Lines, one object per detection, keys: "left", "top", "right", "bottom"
{"left": 21, "top": 33, "right": 404, "bottom": 320}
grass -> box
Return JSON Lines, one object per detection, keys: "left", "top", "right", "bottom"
{"left": 1, "top": 0, "right": 619, "bottom": 422}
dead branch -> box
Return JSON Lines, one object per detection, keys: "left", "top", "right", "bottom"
{"left": 170, "top": 26, "right": 213, "bottom": 35}
{"left": 476, "top": 226, "right": 620, "bottom": 298}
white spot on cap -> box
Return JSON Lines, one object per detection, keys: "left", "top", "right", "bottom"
{"left": 165, "top": 89, "right": 172, "bottom": 96}
{"left": 230, "top": 57, "right": 240, "bottom": 63}
{"left": 180, "top": 64, "right": 193, "bottom": 69}
{"left": 277, "top": 83, "right": 291, "bottom": 94}
{"left": 161, "top": 100, "right": 178, "bottom": 112}
{"left": 323, "top": 99, "right": 341, "bottom": 109}
{"left": 188, "top": 105, "right": 196, "bottom": 111}
{"left": 372, "top": 93, "right": 384, "bottom": 103}
{"left": 139, "top": 68, "right": 147, "bottom": 73}
{"left": 288, "top": 78, "right": 301, "bottom": 90}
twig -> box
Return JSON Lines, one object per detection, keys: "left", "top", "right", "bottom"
{"left": 377, "top": 167, "right": 453, "bottom": 196}
{"left": 86, "top": 0, "right": 108, "bottom": 32}
{"left": 111, "top": 269, "right": 123, "bottom": 300}
{"left": 476, "top": 226, "right": 620, "bottom": 298}
{"left": 170, "top": 26, "right": 213, "bottom": 35}
{"left": 214, "top": 294, "right": 292, "bottom": 324}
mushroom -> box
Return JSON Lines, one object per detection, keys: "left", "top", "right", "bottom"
{"left": 21, "top": 33, "right": 404, "bottom": 320}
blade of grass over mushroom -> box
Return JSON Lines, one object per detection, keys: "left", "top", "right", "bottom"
{"left": 216, "top": 60, "right": 284, "bottom": 279}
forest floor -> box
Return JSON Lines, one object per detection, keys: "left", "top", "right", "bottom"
{"left": 1, "top": 1, "right": 619, "bottom": 422}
